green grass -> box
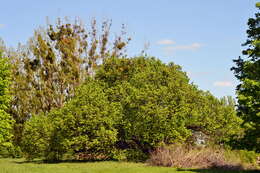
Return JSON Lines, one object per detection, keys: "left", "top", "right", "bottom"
{"left": 0, "top": 158, "right": 259, "bottom": 173}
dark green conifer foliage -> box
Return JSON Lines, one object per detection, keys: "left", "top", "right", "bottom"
{"left": 231, "top": 4, "right": 260, "bottom": 152}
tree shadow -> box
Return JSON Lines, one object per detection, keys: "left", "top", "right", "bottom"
{"left": 11, "top": 158, "right": 114, "bottom": 164}
{"left": 11, "top": 160, "right": 45, "bottom": 164}
{"left": 177, "top": 168, "right": 260, "bottom": 173}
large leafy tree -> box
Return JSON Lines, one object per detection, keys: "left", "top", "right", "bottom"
{"left": 231, "top": 4, "right": 260, "bottom": 152}
{"left": 96, "top": 57, "right": 242, "bottom": 160}
{"left": 0, "top": 50, "right": 13, "bottom": 152}
{"left": 96, "top": 57, "right": 192, "bottom": 150}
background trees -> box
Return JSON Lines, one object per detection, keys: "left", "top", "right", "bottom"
{"left": 20, "top": 56, "right": 242, "bottom": 161}
{"left": 0, "top": 15, "right": 252, "bottom": 162}
{"left": 232, "top": 4, "right": 260, "bottom": 152}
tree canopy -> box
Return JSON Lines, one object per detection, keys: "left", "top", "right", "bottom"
{"left": 0, "top": 16, "right": 252, "bottom": 162}
{"left": 20, "top": 56, "right": 243, "bottom": 161}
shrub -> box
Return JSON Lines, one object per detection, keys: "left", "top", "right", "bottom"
{"left": 21, "top": 114, "right": 54, "bottom": 160}
{"left": 237, "top": 150, "right": 259, "bottom": 167}
{"left": 147, "top": 144, "right": 247, "bottom": 170}
{"left": 21, "top": 79, "right": 120, "bottom": 161}
{"left": 53, "top": 79, "right": 120, "bottom": 159}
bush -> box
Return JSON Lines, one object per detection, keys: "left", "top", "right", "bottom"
{"left": 147, "top": 144, "right": 248, "bottom": 170}
{"left": 21, "top": 114, "right": 54, "bottom": 160}
{"left": 21, "top": 79, "right": 120, "bottom": 161}
{"left": 237, "top": 150, "right": 259, "bottom": 167}
{"left": 54, "top": 79, "right": 120, "bottom": 159}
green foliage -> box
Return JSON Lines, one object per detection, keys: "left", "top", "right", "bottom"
{"left": 187, "top": 93, "right": 243, "bottom": 144}
{"left": 96, "top": 57, "right": 242, "bottom": 160}
{"left": 20, "top": 56, "right": 243, "bottom": 162}
{"left": 96, "top": 57, "right": 192, "bottom": 154}
{"left": 21, "top": 114, "right": 53, "bottom": 160}
{"left": 124, "top": 149, "right": 149, "bottom": 162}
{"left": 237, "top": 150, "right": 259, "bottom": 166}
{"left": 0, "top": 51, "right": 13, "bottom": 155}
{"left": 10, "top": 18, "right": 130, "bottom": 147}
{"left": 22, "top": 79, "right": 120, "bottom": 161}
{"left": 49, "top": 79, "right": 120, "bottom": 160}
{"left": 231, "top": 4, "right": 260, "bottom": 152}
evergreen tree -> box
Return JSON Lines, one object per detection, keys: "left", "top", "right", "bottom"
{"left": 231, "top": 4, "right": 260, "bottom": 152}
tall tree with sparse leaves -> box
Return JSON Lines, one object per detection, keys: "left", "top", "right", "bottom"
{"left": 10, "top": 18, "right": 130, "bottom": 146}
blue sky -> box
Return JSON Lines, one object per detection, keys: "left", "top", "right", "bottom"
{"left": 0, "top": 0, "right": 258, "bottom": 98}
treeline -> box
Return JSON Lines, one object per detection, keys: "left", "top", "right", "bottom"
{"left": 0, "top": 6, "right": 259, "bottom": 162}
{"left": 21, "top": 57, "right": 244, "bottom": 161}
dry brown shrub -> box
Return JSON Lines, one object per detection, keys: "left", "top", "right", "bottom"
{"left": 147, "top": 144, "right": 244, "bottom": 170}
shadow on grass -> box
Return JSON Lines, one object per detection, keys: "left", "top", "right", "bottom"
{"left": 177, "top": 168, "right": 260, "bottom": 173}
{"left": 12, "top": 158, "right": 114, "bottom": 164}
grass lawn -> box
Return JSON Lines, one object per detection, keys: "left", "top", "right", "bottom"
{"left": 0, "top": 158, "right": 259, "bottom": 173}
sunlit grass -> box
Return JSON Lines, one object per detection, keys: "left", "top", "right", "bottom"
{"left": 0, "top": 158, "right": 258, "bottom": 173}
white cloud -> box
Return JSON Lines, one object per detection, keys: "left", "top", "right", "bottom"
{"left": 157, "top": 39, "right": 175, "bottom": 45}
{"left": 163, "top": 43, "right": 202, "bottom": 55}
{"left": 213, "top": 81, "right": 233, "bottom": 87}
{"left": 0, "top": 24, "right": 5, "bottom": 29}
{"left": 168, "top": 43, "right": 202, "bottom": 51}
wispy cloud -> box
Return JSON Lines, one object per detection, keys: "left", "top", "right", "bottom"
{"left": 166, "top": 43, "right": 202, "bottom": 51}
{"left": 157, "top": 39, "right": 175, "bottom": 45}
{"left": 213, "top": 81, "right": 233, "bottom": 87}
{"left": 0, "top": 24, "right": 5, "bottom": 29}
{"left": 163, "top": 43, "right": 202, "bottom": 55}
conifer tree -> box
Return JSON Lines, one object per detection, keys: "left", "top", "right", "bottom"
{"left": 231, "top": 4, "right": 260, "bottom": 152}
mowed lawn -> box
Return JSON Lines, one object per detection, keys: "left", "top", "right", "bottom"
{"left": 0, "top": 158, "right": 259, "bottom": 173}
